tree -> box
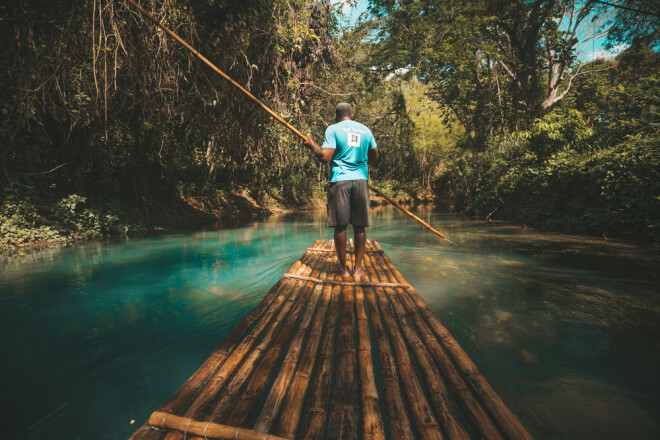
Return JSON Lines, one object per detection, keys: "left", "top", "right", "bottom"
{"left": 593, "top": 0, "right": 660, "bottom": 47}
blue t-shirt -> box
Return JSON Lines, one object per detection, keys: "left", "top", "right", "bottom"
{"left": 321, "top": 120, "right": 377, "bottom": 182}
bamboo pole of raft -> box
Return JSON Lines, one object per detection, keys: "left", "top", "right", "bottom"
{"left": 360, "top": 243, "right": 416, "bottom": 440}
{"left": 372, "top": 242, "right": 533, "bottom": 440}
{"left": 157, "top": 242, "right": 313, "bottom": 415}
{"left": 221, "top": 241, "right": 334, "bottom": 426}
{"left": 145, "top": 411, "right": 288, "bottom": 440}
{"left": 204, "top": 246, "right": 329, "bottom": 423}
{"left": 268, "top": 250, "right": 338, "bottom": 438}
{"left": 156, "top": 276, "right": 302, "bottom": 440}
{"left": 132, "top": 245, "right": 319, "bottom": 440}
{"left": 251, "top": 243, "right": 334, "bottom": 433}
{"left": 362, "top": 252, "right": 450, "bottom": 440}
{"left": 371, "top": 250, "right": 504, "bottom": 439}
{"left": 354, "top": 266, "right": 386, "bottom": 439}
{"left": 171, "top": 248, "right": 325, "bottom": 423}
{"left": 361, "top": 268, "right": 444, "bottom": 439}
{"left": 152, "top": 247, "right": 326, "bottom": 440}
{"left": 299, "top": 252, "right": 343, "bottom": 440}
{"left": 365, "top": 252, "right": 469, "bottom": 440}
{"left": 326, "top": 240, "right": 359, "bottom": 440}
{"left": 182, "top": 248, "right": 328, "bottom": 440}
{"left": 125, "top": 0, "right": 447, "bottom": 240}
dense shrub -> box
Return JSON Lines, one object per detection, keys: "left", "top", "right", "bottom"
{"left": 440, "top": 109, "right": 659, "bottom": 240}
{"left": 438, "top": 60, "right": 660, "bottom": 242}
{"left": 0, "top": 188, "right": 126, "bottom": 251}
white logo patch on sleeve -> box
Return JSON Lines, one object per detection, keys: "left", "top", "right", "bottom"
{"left": 348, "top": 132, "right": 360, "bottom": 147}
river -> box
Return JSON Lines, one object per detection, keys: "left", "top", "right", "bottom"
{"left": 1, "top": 208, "right": 658, "bottom": 439}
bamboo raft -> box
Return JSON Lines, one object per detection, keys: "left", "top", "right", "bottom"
{"left": 130, "top": 240, "right": 532, "bottom": 440}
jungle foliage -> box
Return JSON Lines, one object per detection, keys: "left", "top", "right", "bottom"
{"left": 368, "top": 0, "right": 659, "bottom": 240}
{"left": 1, "top": 0, "right": 659, "bottom": 249}
{"left": 0, "top": 0, "right": 418, "bottom": 249}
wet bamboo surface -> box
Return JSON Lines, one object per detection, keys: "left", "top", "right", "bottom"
{"left": 130, "top": 240, "right": 532, "bottom": 440}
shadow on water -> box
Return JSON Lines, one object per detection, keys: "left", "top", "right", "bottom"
{"left": 1, "top": 207, "right": 658, "bottom": 439}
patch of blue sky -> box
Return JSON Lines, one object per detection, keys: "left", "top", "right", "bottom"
{"left": 555, "top": 5, "right": 628, "bottom": 62}
{"left": 331, "top": 0, "right": 625, "bottom": 62}
{"left": 331, "top": 0, "right": 370, "bottom": 27}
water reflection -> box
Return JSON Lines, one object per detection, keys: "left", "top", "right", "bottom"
{"left": 1, "top": 209, "right": 658, "bottom": 439}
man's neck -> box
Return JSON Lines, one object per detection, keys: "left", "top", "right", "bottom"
{"left": 336, "top": 116, "right": 352, "bottom": 123}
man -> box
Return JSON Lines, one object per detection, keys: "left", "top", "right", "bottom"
{"left": 303, "top": 102, "right": 379, "bottom": 278}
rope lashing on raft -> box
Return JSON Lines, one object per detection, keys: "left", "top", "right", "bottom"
{"left": 283, "top": 273, "right": 411, "bottom": 288}
{"left": 203, "top": 421, "right": 211, "bottom": 440}
{"left": 183, "top": 417, "right": 192, "bottom": 440}
{"left": 125, "top": 0, "right": 447, "bottom": 240}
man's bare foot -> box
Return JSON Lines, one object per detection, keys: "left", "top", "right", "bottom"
{"left": 354, "top": 267, "right": 367, "bottom": 279}
{"left": 338, "top": 265, "right": 351, "bottom": 278}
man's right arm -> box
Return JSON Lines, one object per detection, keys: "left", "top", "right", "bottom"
{"left": 368, "top": 147, "right": 379, "bottom": 164}
{"left": 367, "top": 134, "right": 378, "bottom": 164}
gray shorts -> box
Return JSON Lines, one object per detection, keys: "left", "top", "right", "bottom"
{"left": 327, "top": 180, "right": 370, "bottom": 227}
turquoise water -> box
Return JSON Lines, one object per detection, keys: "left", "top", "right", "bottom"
{"left": 1, "top": 208, "right": 659, "bottom": 439}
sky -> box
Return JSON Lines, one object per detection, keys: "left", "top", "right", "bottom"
{"left": 330, "top": 0, "right": 624, "bottom": 62}
{"left": 332, "top": 0, "right": 369, "bottom": 26}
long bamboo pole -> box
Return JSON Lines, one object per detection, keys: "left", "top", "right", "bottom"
{"left": 125, "top": 0, "right": 447, "bottom": 239}
{"left": 367, "top": 185, "right": 446, "bottom": 238}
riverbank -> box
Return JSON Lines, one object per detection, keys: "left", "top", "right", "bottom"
{"left": 1, "top": 182, "right": 433, "bottom": 253}
{"left": 0, "top": 190, "right": 276, "bottom": 254}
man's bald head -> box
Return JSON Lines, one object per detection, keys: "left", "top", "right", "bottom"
{"left": 336, "top": 102, "right": 353, "bottom": 121}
